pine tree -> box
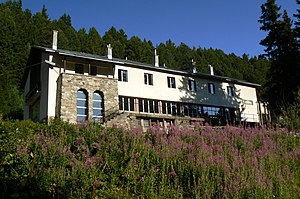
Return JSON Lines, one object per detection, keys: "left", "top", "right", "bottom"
{"left": 87, "top": 27, "right": 104, "bottom": 55}
{"left": 103, "top": 27, "right": 127, "bottom": 59}
{"left": 259, "top": 0, "right": 299, "bottom": 117}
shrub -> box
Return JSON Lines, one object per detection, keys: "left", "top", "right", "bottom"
{"left": 0, "top": 120, "right": 299, "bottom": 198}
{"left": 280, "top": 89, "right": 300, "bottom": 132}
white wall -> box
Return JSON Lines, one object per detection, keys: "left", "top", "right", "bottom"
{"left": 47, "top": 70, "right": 60, "bottom": 118}
{"left": 116, "top": 64, "right": 260, "bottom": 122}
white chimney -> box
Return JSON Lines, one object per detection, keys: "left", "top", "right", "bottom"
{"left": 191, "top": 59, "right": 197, "bottom": 73}
{"left": 154, "top": 49, "right": 159, "bottom": 67}
{"left": 106, "top": 44, "right": 113, "bottom": 59}
{"left": 209, "top": 64, "right": 214, "bottom": 75}
{"left": 52, "top": 30, "right": 58, "bottom": 50}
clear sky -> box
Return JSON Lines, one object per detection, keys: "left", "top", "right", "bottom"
{"left": 18, "top": 0, "right": 298, "bottom": 57}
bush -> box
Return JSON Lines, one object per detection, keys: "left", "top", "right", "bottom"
{"left": 0, "top": 120, "right": 299, "bottom": 198}
{"left": 280, "top": 89, "right": 300, "bottom": 132}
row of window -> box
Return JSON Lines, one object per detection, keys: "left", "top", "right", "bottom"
{"left": 118, "top": 69, "right": 235, "bottom": 96}
{"left": 118, "top": 96, "right": 234, "bottom": 120}
{"left": 77, "top": 90, "right": 104, "bottom": 122}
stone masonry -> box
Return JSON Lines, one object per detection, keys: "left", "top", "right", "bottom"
{"left": 56, "top": 73, "right": 119, "bottom": 123}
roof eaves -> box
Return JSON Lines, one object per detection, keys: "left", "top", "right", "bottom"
{"left": 57, "top": 50, "right": 125, "bottom": 64}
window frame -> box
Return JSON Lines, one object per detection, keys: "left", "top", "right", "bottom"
{"left": 144, "top": 73, "right": 153, "bottom": 85}
{"left": 119, "top": 96, "right": 134, "bottom": 111}
{"left": 92, "top": 91, "right": 104, "bottom": 122}
{"left": 188, "top": 79, "right": 197, "bottom": 92}
{"left": 77, "top": 89, "right": 88, "bottom": 122}
{"left": 227, "top": 86, "right": 234, "bottom": 96}
{"left": 167, "top": 76, "right": 176, "bottom": 88}
{"left": 118, "top": 69, "right": 128, "bottom": 82}
{"left": 208, "top": 83, "right": 215, "bottom": 94}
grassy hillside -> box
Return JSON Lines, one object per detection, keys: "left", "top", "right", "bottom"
{"left": 1, "top": 120, "right": 299, "bottom": 198}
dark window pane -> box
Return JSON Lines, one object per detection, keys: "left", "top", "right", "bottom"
{"left": 90, "top": 65, "right": 97, "bottom": 75}
{"left": 130, "top": 98, "right": 134, "bottom": 111}
{"left": 75, "top": 64, "right": 84, "bottom": 74}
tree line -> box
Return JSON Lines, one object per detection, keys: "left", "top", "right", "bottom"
{"left": 0, "top": 0, "right": 298, "bottom": 124}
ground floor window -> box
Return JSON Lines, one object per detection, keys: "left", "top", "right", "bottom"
{"left": 77, "top": 89, "right": 88, "bottom": 122}
{"left": 184, "top": 104, "right": 202, "bottom": 118}
{"left": 93, "top": 91, "right": 104, "bottom": 122}
{"left": 118, "top": 96, "right": 237, "bottom": 124}
{"left": 139, "top": 99, "right": 159, "bottom": 113}
{"left": 119, "top": 96, "right": 134, "bottom": 111}
{"left": 162, "top": 101, "right": 181, "bottom": 116}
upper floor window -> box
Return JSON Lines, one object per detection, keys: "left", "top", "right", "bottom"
{"left": 144, "top": 73, "right": 153, "bottom": 85}
{"left": 188, "top": 79, "right": 197, "bottom": 92}
{"left": 208, "top": 83, "right": 215, "bottom": 94}
{"left": 167, "top": 77, "right": 176, "bottom": 88}
{"left": 92, "top": 91, "right": 104, "bottom": 122}
{"left": 75, "top": 64, "right": 84, "bottom": 74}
{"left": 118, "top": 69, "right": 128, "bottom": 82}
{"left": 77, "top": 89, "right": 88, "bottom": 122}
{"left": 227, "top": 86, "right": 234, "bottom": 96}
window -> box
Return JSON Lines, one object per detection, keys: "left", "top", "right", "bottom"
{"left": 75, "top": 64, "right": 84, "bottom": 74}
{"left": 90, "top": 65, "right": 97, "bottom": 76}
{"left": 138, "top": 99, "right": 159, "bottom": 113}
{"left": 227, "top": 86, "right": 234, "bottom": 96}
{"left": 203, "top": 106, "right": 221, "bottom": 118}
{"left": 208, "top": 83, "right": 215, "bottom": 94}
{"left": 143, "top": 119, "right": 150, "bottom": 127}
{"left": 149, "top": 100, "right": 159, "bottom": 113}
{"left": 119, "top": 96, "right": 134, "bottom": 111}
{"left": 183, "top": 104, "right": 202, "bottom": 118}
{"left": 93, "top": 91, "right": 104, "bottom": 122}
{"left": 118, "top": 69, "right": 128, "bottom": 82}
{"left": 167, "top": 77, "right": 176, "bottom": 88}
{"left": 77, "top": 90, "right": 88, "bottom": 122}
{"left": 188, "top": 79, "right": 197, "bottom": 92}
{"left": 144, "top": 73, "right": 153, "bottom": 85}
{"left": 162, "top": 101, "right": 180, "bottom": 115}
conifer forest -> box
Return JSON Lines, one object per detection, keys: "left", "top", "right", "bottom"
{"left": 0, "top": 1, "right": 299, "bottom": 198}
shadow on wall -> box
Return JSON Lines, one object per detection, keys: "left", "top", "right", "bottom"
{"left": 178, "top": 76, "right": 244, "bottom": 125}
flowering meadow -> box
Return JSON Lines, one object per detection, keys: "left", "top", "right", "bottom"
{"left": 0, "top": 120, "right": 299, "bottom": 198}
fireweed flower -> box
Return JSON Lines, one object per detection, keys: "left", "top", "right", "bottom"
{"left": 168, "top": 171, "right": 177, "bottom": 178}
{"left": 35, "top": 133, "right": 45, "bottom": 145}
{"left": 91, "top": 142, "right": 101, "bottom": 150}
{"left": 75, "top": 136, "right": 85, "bottom": 145}
{"left": 84, "top": 158, "right": 95, "bottom": 169}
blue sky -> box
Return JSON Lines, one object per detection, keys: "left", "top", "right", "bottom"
{"left": 18, "top": 0, "right": 298, "bottom": 57}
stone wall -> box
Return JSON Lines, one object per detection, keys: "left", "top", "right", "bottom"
{"left": 56, "top": 73, "right": 118, "bottom": 123}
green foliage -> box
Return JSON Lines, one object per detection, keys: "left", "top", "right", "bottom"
{"left": 280, "top": 89, "right": 300, "bottom": 132}
{"left": 259, "top": 0, "right": 300, "bottom": 117}
{"left": 0, "top": 121, "right": 299, "bottom": 198}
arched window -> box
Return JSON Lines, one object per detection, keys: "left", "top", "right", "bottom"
{"left": 93, "top": 91, "right": 104, "bottom": 122}
{"left": 77, "top": 89, "right": 88, "bottom": 122}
